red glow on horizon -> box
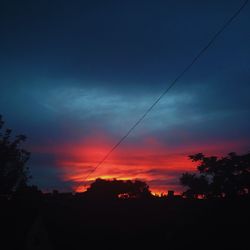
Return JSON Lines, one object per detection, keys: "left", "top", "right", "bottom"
{"left": 32, "top": 131, "right": 249, "bottom": 194}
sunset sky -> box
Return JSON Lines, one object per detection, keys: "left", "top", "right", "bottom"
{"left": 0, "top": 0, "right": 250, "bottom": 193}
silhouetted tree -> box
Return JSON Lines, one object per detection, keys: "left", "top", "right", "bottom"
{"left": 85, "top": 178, "right": 152, "bottom": 199}
{"left": 180, "top": 172, "right": 210, "bottom": 198}
{"left": 180, "top": 152, "right": 250, "bottom": 198}
{"left": 0, "top": 115, "right": 30, "bottom": 195}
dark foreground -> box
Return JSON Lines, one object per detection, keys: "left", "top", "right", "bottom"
{"left": 2, "top": 195, "right": 250, "bottom": 250}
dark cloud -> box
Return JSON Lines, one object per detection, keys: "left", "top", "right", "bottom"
{"left": 1, "top": 0, "right": 249, "bottom": 84}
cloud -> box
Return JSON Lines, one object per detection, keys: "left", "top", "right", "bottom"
{"left": 1, "top": 0, "right": 249, "bottom": 193}
{"left": 28, "top": 129, "right": 249, "bottom": 193}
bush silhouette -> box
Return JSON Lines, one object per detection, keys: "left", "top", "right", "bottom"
{"left": 0, "top": 115, "right": 30, "bottom": 195}
{"left": 85, "top": 178, "right": 152, "bottom": 199}
{"left": 180, "top": 152, "right": 250, "bottom": 198}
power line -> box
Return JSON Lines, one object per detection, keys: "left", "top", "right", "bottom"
{"left": 75, "top": 0, "right": 249, "bottom": 190}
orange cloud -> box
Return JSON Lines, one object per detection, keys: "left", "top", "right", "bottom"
{"left": 32, "top": 131, "right": 249, "bottom": 194}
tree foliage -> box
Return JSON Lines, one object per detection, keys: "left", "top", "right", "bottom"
{"left": 0, "top": 115, "right": 30, "bottom": 195}
{"left": 85, "top": 178, "right": 152, "bottom": 199}
{"left": 180, "top": 152, "right": 250, "bottom": 198}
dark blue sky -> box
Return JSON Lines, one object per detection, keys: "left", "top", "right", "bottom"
{"left": 0, "top": 0, "right": 250, "bottom": 192}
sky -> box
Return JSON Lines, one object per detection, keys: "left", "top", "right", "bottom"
{"left": 0, "top": 0, "right": 250, "bottom": 194}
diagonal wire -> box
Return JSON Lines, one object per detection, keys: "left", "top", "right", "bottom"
{"left": 75, "top": 0, "right": 249, "bottom": 190}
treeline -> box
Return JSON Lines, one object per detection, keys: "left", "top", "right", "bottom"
{"left": 1, "top": 114, "right": 250, "bottom": 200}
